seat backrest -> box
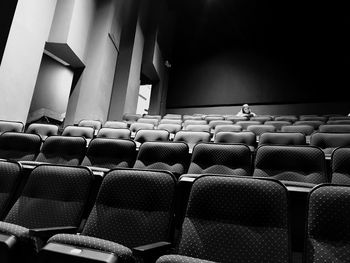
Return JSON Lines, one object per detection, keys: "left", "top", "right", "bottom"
{"left": 81, "top": 138, "right": 136, "bottom": 169}
{"left": 176, "top": 175, "right": 290, "bottom": 263}
{"left": 163, "top": 114, "right": 182, "bottom": 120}
{"left": 35, "top": 136, "right": 87, "bottom": 165}
{"left": 281, "top": 125, "right": 315, "bottom": 136}
{"left": 331, "top": 147, "right": 350, "bottom": 184}
{"left": 133, "top": 141, "right": 190, "bottom": 177}
{"left": 208, "top": 120, "right": 233, "bottom": 130}
{"left": 264, "top": 121, "right": 291, "bottom": 131}
{"left": 143, "top": 115, "right": 162, "bottom": 121}
{"left": 159, "top": 119, "right": 182, "bottom": 125}
{"left": 214, "top": 124, "right": 242, "bottom": 135}
{"left": 137, "top": 118, "right": 159, "bottom": 126}
{"left": 305, "top": 184, "right": 350, "bottom": 263}
{"left": 294, "top": 121, "right": 324, "bottom": 130}
{"left": 204, "top": 116, "right": 224, "bottom": 123}
{"left": 183, "top": 120, "right": 207, "bottom": 128}
{"left": 157, "top": 124, "right": 182, "bottom": 134}
{"left": 97, "top": 128, "right": 131, "bottom": 139}
{"left": 129, "top": 122, "right": 154, "bottom": 133}
{"left": 103, "top": 121, "right": 128, "bottom": 129}
{"left": 185, "top": 124, "right": 210, "bottom": 133}
{"left": 183, "top": 115, "right": 203, "bottom": 121}
{"left": 258, "top": 132, "right": 306, "bottom": 146}
{"left": 310, "top": 133, "right": 350, "bottom": 155}
{"left": 319, "top": 124, "right": 350, "bottom": 133}
{"left": 247, "top": 124, "right": 276, "bottom": 137}
{"left": 62, "top": 126, "right": 94, "bottom": 139}
{"left": 0, "top": 160, "right": 22, "bottom": 219}
{"left": 299, "top": 116, "right": 327, "bottom": 122}
{"left": 26, "top": 123, "right": 59, "bottom": 140}
{"left": 328, "top": 116, "right": 350, "bottom": 121}
{"left": 224, "top": 116, "right": 248, "bottom": 123}
{"left": 122, "top": 113, "right": 142, "bottom": 122}
{"left": 214, "top": 131, "right": 256, "bottom": 147}
{"left": 4, "top": 164, "right": 95, "bottom": 229}
{"left": 78, "top": 119, "right": 102, "bottom": 130}
{"left": 188, "top": 143, "right": 252, "bottom": 176}
{"left": 173, "top": 131, "right": 211, "bottom": 152}
{"left": 274, "top": 116, "right": 298, "bottom": 122}
{"left": 327, "top": 120, "right": 350, "bottom": 125}
{"left": 253, "top": 145, "right": 327, "bottom": 184}
{"left": 80, "top": 169, "right": 176, "bottom": 248}
{"left": 250, "top": 116, "right": 273, "bottom": 123}
{"left": 0, "top": 120, "right": 24, "bottom": 134}
{"left": 236, "top": 121, "right": 262, "bottom": 130}
{"left": 0, "top": 132, "right": 42, "bottom": 161}
{"left": 134, "top": 129, "right": 170, "bottom": 144}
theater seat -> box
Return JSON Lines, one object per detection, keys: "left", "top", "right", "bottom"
{"left": 0, "top": 120, "right": 24, "bottom": 134}
{"left": 134, "top": 129, "right": 170, "bottom": 144}
{"left": 26, "top": 123, "right": 59, "bottom": 140}
{"left": 62, "top": 126, "right": 95, "bottom": 143}
{"left": 0, "top": 132, "right": 42, "bottom": 161}
{"left": 214, "top": 131, "right": 256, "bottom": 152}
{"left": 185, "top": 124, "right": 210, "bottom": 133}
{"left": 310, "top": 132, "right": 350, "bottom": 157}
{"left": 0, "top": 164, "right": 95, "bottom": 263}
{"left": 264, "top": 121, "right": 291, "bottom": 131}
{"left": 103, "top": 121, "right": 128, "bottom": 129}
{"left": 157, "top": 175, "right": 291, "bottom": 263}
{"left": 319, "top": 124, "right": 350, "bottom": 133}
{"left": 258, "top": 132, "right": 306, "bottom": 146}
{"left": 173, "top": 131, "right": 211, "bottom": 153}
{"left": 39, "top": 169, "right": 176, "bottom": 263}
{"left": 78, "top": 119, "right": 102, "bottom": 131}
{"left": 330, "top": 146, "right": 350, "bottom": 184}
{"left": 97, "top": 128, "right": 131, "bottom": 139}
{"left": 305, "top": 184, "right": 350, "bottom": 262}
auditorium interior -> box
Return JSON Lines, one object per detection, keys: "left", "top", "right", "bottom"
{"left": 0, "top": 0, "right": 350, "bottom": 263}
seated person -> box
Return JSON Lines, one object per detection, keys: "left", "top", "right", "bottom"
{"left": 236, "top": 104, "right": 256, "bottom": 117}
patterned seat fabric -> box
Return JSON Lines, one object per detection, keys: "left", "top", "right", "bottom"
{"left": 188, "top": 143, "right": 252, "bottom": 176}
{"left": 0, "top": 120, "right": 24, "bottom": 134}
{"left": 134, "top": 129, "right": 170, "bottom": 143}
{"left": 157, "top": 124, "right": 182, "bottom": 134}
{"left": 235, "top": 121, "right": 262, "bottom": 131}
{"left": 173, "top": 131, "right": 211, "bottom": 152}
{"left": 305, "top": 185, "right": 350, "bottom": 262}
{"left": 258, "top": 132, "right": 306, "bottom": 146}
{"left": 97, "top": 128, "right": 131, "bottom": 139}
{"left": 264, "top": 121, "right": 291, "bottom": 131}
{"left": 0, "top": 160, "right": 22, "bottom": 219}
{"left": 133, "top": 142, "right": 189, "bottom": 177}
{"left": 319, "top": 124, "right": 350, "bottom": 133}
{"left": 62, "top": 126, "right": 95, "bottom": 139}
{"left": 327, "top": 120, "right": 350, "bottom": 125}
{"left": 81, "top": 138, "right": 136, "bottom": 168}
{"left": 274, "top": 116, "right": 298, "bottom": 123}
{"left": 0, "top": 165, "right": 94, "bottom": 257}
{"left": 250, "top": 116, "right": 273, "bottom": 123}
{"left": 214, "top": 131, "right": 256, "bottom": 151}
{"left": 208, "top": 120, "right": 233, "bottom": 130}
{"left": 35, "top": 136, "right": 86, "bottom": 165}
{"left": 214, "top": 124, "right": 242, "bottom": 135}
{"left": 0, "top": 132, "right": 42, "bottom": 161}
{"left": 185, "top": 124, "right": 210, "bottom": 133}
{"left": 103, "top": 121, "right": 128, "bottom": 129}
{"left": 78, "top": 119, "right": 102, "bottom": 130}
{"left": 294, "top": 121, "right": 324, "bottom": 130}
{"left": 156, "top": 175, "right": 290, "bottom": 263}
{"left": 129, "top": 123, "right": 154, "bottom": 133}
{"left": 281, "top": 125, "right": 315, "bottom": 136}
{"left": 26, "top": 123, "right": 58, "bottom": 140}
{"left": 331, "top": 147, "right": 350, "bottom": 184}
{"left": 253, "top": 145, "right": 328, "bottom": 184}
{"left": 247, "top": 125, "right": 276, "bottom": 137}
{"left": 310, "top": 133, "right": 350, "bottom": 155}
{"left": 47, "top": 169, "right": 176, "bottom": 263}
{"left": 157, "top": 255, "right": 215, "bottom": 263}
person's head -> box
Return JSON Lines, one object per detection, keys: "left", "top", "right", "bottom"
{"left": 242, "top": 104, "right": 251, "bottom": 114}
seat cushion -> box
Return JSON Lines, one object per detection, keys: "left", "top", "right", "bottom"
{"left": 157, "top": 255, "right": 215, "bottom": 263}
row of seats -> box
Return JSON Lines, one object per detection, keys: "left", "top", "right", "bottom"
{"left": 0, "top": 161, "right": 348, "bottom": 262}
{"left": 1, "top": 130, "right": 350, "bottom": 184}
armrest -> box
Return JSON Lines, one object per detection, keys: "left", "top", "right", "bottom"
{"left": 0, "top": 233, "right": 17, "bottom": 249}
{"left": 133, "top": 241, "right": 172, "bottom": 258}
{"left": 29, "top": 226, "right": 78, "bottom": 239}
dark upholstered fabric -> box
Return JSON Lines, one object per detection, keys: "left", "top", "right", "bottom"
{"left": 294, "top": 121, "right": 324, "bottom": 130}
{"left": 214, "top": 124, "right": 242, "bottom": 135}
{"left": 48, "top": 169, "right": 176, "bottom": 262}
{"left": 0, "top": 132, "right": 42, "bottom": 161}
{"left": 264, "top": 121, "right": 292, "bottom": 131}
{"left": 319, "top": 124, "right": 350, "bottom": 133}
{"left": 133, "top": 142, "right": 189, "bottom": 177}
{"left": 62, "top": 126, "right": 94, "bottom": 139}
{"left": 0, "top": 120, "right": 24, "bottom": 134}
{"left": 247, "top": 124, "right": 276, "bottom": 136}
{"left": 130, "top": 123, "right": 154, "bottom": 133}
{"left": 173, "top": 131, "right": 211, "bottom": 152}
{"left": 0, "top": 160, "right": 22, "bottom": 219}
{"left": 235, "top": 121, "right": 262, "bottom": 130}
{"left": 82, "top": 138, "right": 136, "bottom": 168}
{"left": 97, "top": 128, "right": 131, "bottom": 139}
{"left": 327, "top": 120, "right": 350, "bottom": 125}
{"left": 274, "top": 116, "right": 298, "bottom": 122}
{"left": 134, "top": 129, "right": 170, "bottom": 143}
{"left": 35, "top": 136, "right": 86, "bottom": 165}
{"left": 310, "top": 133, "right": 350, "bottom": 155}
{"left": 306, "top": 185, "right": 350, "bottom": 262}
{"left": 299, "top": 116, "right": 327, "bottom": 122}
{"left": 157, "top": 255, "right": 215, "bottom": 263}
{"left": 26, "top": 123, "right": 58, "bottom": 140}
{"left": 281, "top": 125, "right": 315, "bottom": 136}
{"left": 214, "top": 132, "right": 256, "bottom": 151}
{"left": 188, "top": 143, "right": 251, "bottom": 176}
{"left": 253, "top": 145, "right": 327, "bottom": 184}
{"left": 250, "top": 116, "right": 273, "bottom": 122}
{"left": 331, "top": 147, "right": 350, "bottom": 184}
{"left": 170, "top": 175, "right": 290, "bottom": 263}
{"left": 258, "top": 132, "right": 306, "bottom": 146}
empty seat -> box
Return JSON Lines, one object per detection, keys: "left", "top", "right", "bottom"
{"left": 253, "top": 145, "right": 327, "bottom": 184}
{"left": 134, "top": 129, "right": 170, "bottom": 144}
{"left": 157, "top": 175, "right": 290, "bottom": 263}
{"left": 246, "top": 124, "right": 276, "bottom": 138}
{"left": 310, "top": 132, "right": 350, "bottom": 156}
{"left": 122, "top": 113, "right": 142, "bottom": 123}
{"left": 250, "top": 116, "right": 273, "bottom": 123}
{"left": 214, "top": 124, "right": 242, "bottom": 136}
{"left": 299, "top": 116, "right": 327, "bottom": 122}
{"left": 97, "top": 128, "right": 131, "bottom": 139}
{"left": 236, "top": 120, "right": 261, "bottom": 130}
{"left": 163, "top": 114, "right": 182, "bottom": 120}
{"left": 173, "top": 131, "right": 211, "bottom": 153}
{"left": 281, "top": 125, "right": 315, "bottom": 136}
{"left": 264, "top": 121, "right": 291, "bottom": 131}
{"left": 41, "top": 169, "right": 176, "bottom": 263}
{"left": 183, "top": 115, "right": 203, "bottom": 121}
{"left": 0, "top": 132, "right": 42, "bottom": 161}
{"left": 62, "top": 126, "right": 94, "bottom": 141}
{"left": 224, "top": 115, "right": 248, "bottom": 123}
{"left": 103, "top": 121, "right": 128, "bottom": 129}
{"left": 331, "top": 146, "right": 350, "bottom": 184}
{"left": 81, "top": 138, "right": 136, "bottom": 169}
{"left": 157, "top": 124, "right": 182, "bottom": 134}
{"left": 208, "top": 120, "right": 233, "bottom": 130}
{"left": 328, "top": 116, "right": 350, "bottom": 121}
{"left": 274, "top": 115, "right": 298, "bottom": 123}
{"left": 188, "top": 143, "right": 252, "bottom": 176}
{"left": 185, "top": 124, "right": 211, "bottom": 132}
{"left": 159, "top": 119, "right": 182, "bottom": 125}
{"left": 294, "top": 121, "right": 324, "bottom": 130}
{"left": 319, "top": 124, "right": 350, "bottom": 133}
{"left": 327, "top": 119, "right": 350, "bottom": 125}
{"left": 0, "top": 160, "right": 22, "bottom": 219}
{"left": 204, "top": 116, "right": 224, "bottom": 123}
{"left": 0, "top": 120, "right": 24, "bottom": 134}
{"left": 183, "top": 120, "right": 207, "bottom": 128}
{"left": 129, "top": 122, "right": 154, "bottom": 134}
{"left": 305, "top": 184, "right": 350, "bottom": 262}
{"left": 0, "top": 164, "right": 95, "bottom": 262}
{"left": 137, "top": 118, "right": 159, "bottom": 126}
{"left": 258, "top": 132, "right": 306, "bottom": 146}
{"left": 133, "top": 141, "right": 190, "bottom": 177}
{"left": 78, "top": 119, "right": 102, "bottom": 131}
{"left": 214, "top": 131, "right": 256, "bottom": 151}
{"left": 143, "top": 114, "right": 162, "bottom": 121}
{"left": 35, "top": 136, "right": 86, "bottom": 165}
{"left": 26, "top": 123, "right": 59, "bottom": 140}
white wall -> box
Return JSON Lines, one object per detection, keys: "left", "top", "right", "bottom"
{"left": 0, "top": 0, "right": 57, "bottom": 122}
